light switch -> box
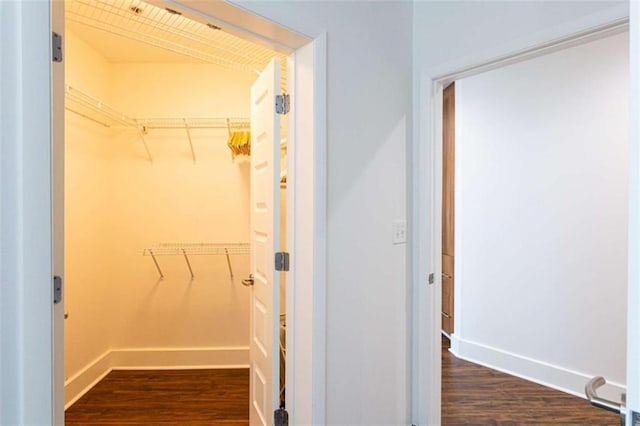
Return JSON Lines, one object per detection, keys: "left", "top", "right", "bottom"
{"left": 393, "top": 220, "right": 407, "bottom": 244}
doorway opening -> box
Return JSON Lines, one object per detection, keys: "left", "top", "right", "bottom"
{"left": 435, "top": 28, "right": 629, "bottom": 425}
{"left": 60, "top": 1, "right": 291, "bottom": 424}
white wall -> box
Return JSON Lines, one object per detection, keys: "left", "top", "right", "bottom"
{"left": 412, "top": 1, "right": 630, "bottom": 423}
{"left": 64, "top": 30, "right": 115, "bottom": 381}
{"left": 107, "top": 63, "right": 254, "bottom": 351}
{"left": 231, "top": 2, "right": 413, "bottom": 424}
{"left": 414, "top": 1, "right": 628, "bottom": 76}
{"left": 453, "top": 32, "right": 628, "bottom": 397}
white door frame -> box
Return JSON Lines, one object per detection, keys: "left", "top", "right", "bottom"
{"left": 626, "top": 2, "right": 640, "bottom": 424}
{"left": 0, "top": 0, "right": 327, "bottom": 424}
{"left": 411, "top": 11, "right": 635, "bottom": 426}
{"left": 0, "top": 1, "right": 61, "bottom": 425}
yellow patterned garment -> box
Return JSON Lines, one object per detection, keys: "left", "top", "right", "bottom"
{"left": 227, "top": 131, "right": 251, "bottom": 158}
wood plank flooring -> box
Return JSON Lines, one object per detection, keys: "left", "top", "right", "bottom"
{"left": 65, "top": 369, "right": 248, "bottom": 425}
{"left": 66, "top": 344, "right": 621, "bottom": 425}
{"left": 442, "top": 336, "right": 620, "bottom": 425}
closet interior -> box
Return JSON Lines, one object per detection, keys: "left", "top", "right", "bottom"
{"left": 63, "top": 0, "right": 288, "bottom": 417}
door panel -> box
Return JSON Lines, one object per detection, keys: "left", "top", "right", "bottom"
{"left": 442, "top": 82, "right": 455, "bottom": 335}
{"left": 250, "top": 58, "right": 281, "bottom": 426}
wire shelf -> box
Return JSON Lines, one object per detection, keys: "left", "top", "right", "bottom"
{"left": 66, "top": 85, "right": 138, "bottom": 128}
{"left": 143, "top": 242, "right": 251, "bottom": 280}
{"left": 67, "top": 0, "right": 288, "bottom": 79}
{"left": 137, "top": 117, "right": 250, "bottom": 131}
{"left": 143, "top": 242, "right": 250, "bottom": 256}
{"left": 66, "top": 85, "right": 249, "bottom": 131}
{"left": 66, "top": 85, "right": 251, "bottom": 163}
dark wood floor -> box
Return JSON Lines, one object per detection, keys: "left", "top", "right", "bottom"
{"left": 442, "top": 336, "right": 620, "bottom": 425}
{"left": 66, "top": 345, "right": 621, "bottom": 425}
{"left": 65, "top": 369, "right": 249, "bottom": 425}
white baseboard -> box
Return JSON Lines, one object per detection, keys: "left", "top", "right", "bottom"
{"left": 64, "top": 350, "right": 113, "bottom": 410}
{"left": 64, "top": 346, "right": 249, "bottom": 409}
{"left": 450, "top": 335, "right": 625, "bottom": 401}
{"left": 111, "top": 346, "right": 249, "bottom": 369}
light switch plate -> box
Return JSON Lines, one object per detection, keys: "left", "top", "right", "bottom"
{"left": 393, "top": 220, "right": 407, "bottom": 244}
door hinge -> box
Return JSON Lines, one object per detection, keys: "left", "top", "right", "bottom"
{"left": 428, "top": 273, "right": 435, "bottom": 285}
{"left": 53, "top": 276, "right": 63, "bottom": 304}
{"left": 276, "top": 94, "right": 290, "bottom": 115}
{"left": 274, "top": 408, "right": 289, "bottom": 426}
{"left": 275, "top": 252, "right": 290, "bottom": 272}
{"left": 52, "top": 32, "right": 63, "bottom": 63}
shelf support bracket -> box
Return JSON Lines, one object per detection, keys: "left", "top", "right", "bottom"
{"left": 184, "top": 119, "right": 196, "bottom": 163}
{"left": 149, "top": 250, "right": 164, "bottom": 279}
{"left": 138, "top": 126, "right": 153, "bottom": 163}
{"left": 225, "top": 248, "right": 234, "bottom": 279}
{"left": 182, "top": 249, "right": 195, "bottom": 280}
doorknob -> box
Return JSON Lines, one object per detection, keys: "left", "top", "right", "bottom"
{"left": 585, "top": 376, "right": 626, "bottom": 425}
{"left": 242, "top": 274, "right": 254, "bottom": 287}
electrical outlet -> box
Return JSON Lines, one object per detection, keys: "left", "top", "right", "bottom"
{"left": 393, "top": 220, "right": 407, "bottom": 244}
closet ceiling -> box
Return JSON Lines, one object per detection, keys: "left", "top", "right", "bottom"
{"left": 66, "top": 0, "right": 287, "bottom": 75}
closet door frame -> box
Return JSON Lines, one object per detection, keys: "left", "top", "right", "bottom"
{"left": 0, "top": 1, "right": 328, "bottom": 425}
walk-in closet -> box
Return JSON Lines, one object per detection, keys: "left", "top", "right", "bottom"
{"left": 62, "top": 1, "right": 288, "bottom": 423}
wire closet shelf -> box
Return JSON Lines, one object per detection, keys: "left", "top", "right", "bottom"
{"left": 143, "top": 242, "right": 251, "bottom": 280}
{"left": 65, "top": 85, "right": 250, "bottom": 131}
{"left": 66, "top": 0, "right": 288, "bottom": 79}
{"left": 65, "top": 85, "right": 250, "bottom": 162}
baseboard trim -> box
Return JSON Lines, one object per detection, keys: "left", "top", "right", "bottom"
{"left": 64, "top": 346, "right": 249, "bottom": 409}
{"left": 64, "top": 350, "right": 113, "bottom": 410}
{"left": 111, "top": 346, "right": 249, "bottom": 369}
{"left": 449, "top": 335, "right": 625, "bottom": 401}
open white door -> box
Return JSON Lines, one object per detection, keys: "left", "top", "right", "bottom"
{"left": 249, "top": 58, "right": 282, "bottom": 426}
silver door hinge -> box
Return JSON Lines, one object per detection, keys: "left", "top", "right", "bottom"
{"left": 428, "top": 273, "right": 435, "bottom": 285}
{"left": 53, "top": 276, "right": 63, "bottom": 304}
{"left": 274, "top": 408, "right": 289, "bottom": 426}
{"left": 276, "top": 94, "right": 290, "bottom": 115}
{"left": 275, "top": 252, "right": 290, "bottom": 271}
{"left": 52, "top": 32, "right": 63, "bottom": 63}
